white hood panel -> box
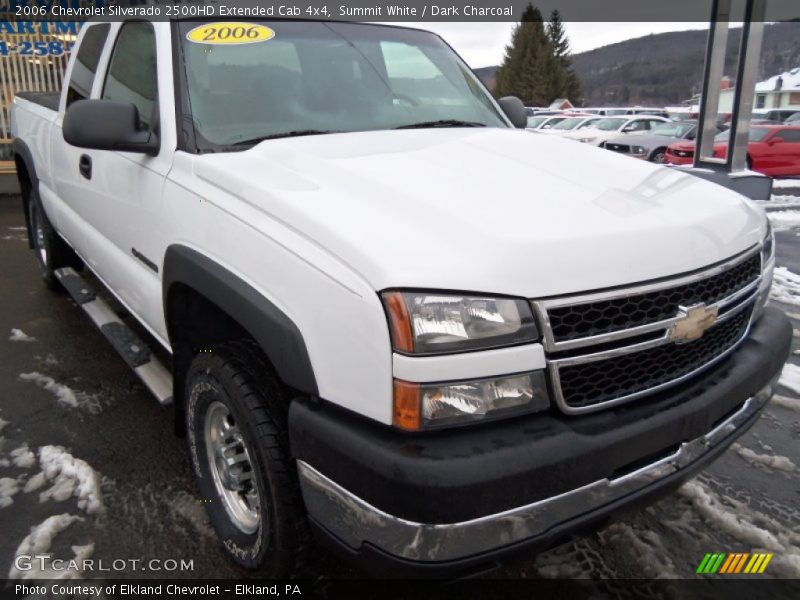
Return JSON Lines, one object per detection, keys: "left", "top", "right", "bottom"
{"left": 193, "top": 128, "right": 766, "bottom": 298}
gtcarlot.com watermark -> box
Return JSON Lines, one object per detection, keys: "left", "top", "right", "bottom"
{"left": 14, "top": 554, "right": 194, "bottom": 573}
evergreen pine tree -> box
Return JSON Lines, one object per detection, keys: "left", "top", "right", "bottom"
{"left": 546, "top": 9, "right": 583, "bottom": 105}
{"left": 494, "top": 4, "right": 554, "bottom": 106}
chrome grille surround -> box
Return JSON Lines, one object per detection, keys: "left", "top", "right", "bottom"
{"left": 532, "top": 245, "right": 763, "bottom": 415}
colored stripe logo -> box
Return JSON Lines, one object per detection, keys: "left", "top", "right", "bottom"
{"left": 696, "top": 552, "right": 773, "bottom": 574}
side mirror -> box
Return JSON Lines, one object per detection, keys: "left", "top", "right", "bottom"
{"left": 768, "top": 137, "right": 784, "bottom": 145}
{"left": 497, "top": 96, "right": 528, "bottom": 129}
{"left": 63, "top": 99, "right": 159, "bottom": 156}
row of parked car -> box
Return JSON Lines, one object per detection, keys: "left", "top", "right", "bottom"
{"left": 525, "top": 108, "right": 800, "bottom": 176}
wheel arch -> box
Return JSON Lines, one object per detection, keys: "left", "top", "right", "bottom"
{"left": 163, "top": 245, "right": 319, "bottom": 433}
{"left": 649, "top": 146, "right": 668, "bottom": 162}
{"left": 12, "top": 139, "right": 38, "bottom": 249}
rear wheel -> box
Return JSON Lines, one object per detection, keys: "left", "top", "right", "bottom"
{"left": 27, "top": 190, "right": 81, "bottom": 290}
{"left": 185, "top": 342, "right": 310, "bottom": 576}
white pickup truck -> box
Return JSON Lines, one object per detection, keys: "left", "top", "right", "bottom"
{"left": 11, "top": 19, "right": 792, "bottom": 577}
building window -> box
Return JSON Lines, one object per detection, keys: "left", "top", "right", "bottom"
{"left": 755, "top": 94, "right": 767, "bottom": 109}
{"left": 789, "top": 92, "right": 800, "bottom": 106}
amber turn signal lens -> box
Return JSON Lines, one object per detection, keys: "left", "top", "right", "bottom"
{"left": 383, "top": 291, "right": 415, "bottom": 353}
{"left": 393, "top": 379, "right": 421, "bottom": 431}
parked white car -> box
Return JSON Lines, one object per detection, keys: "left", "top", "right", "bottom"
{"left": 538, "top": 115, "right": 602, "bottom": 136}
{"left": 525, "top": 114, "right": 567, "bottom": 131}
{"left": 563, "top": 115, "right": 670, "bottom": 146}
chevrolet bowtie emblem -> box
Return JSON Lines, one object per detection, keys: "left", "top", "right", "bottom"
{"left": 668, "top": 304, "right": 719, "bottom": 344}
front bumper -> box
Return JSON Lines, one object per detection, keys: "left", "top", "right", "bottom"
{"left": 289, "top": 307, "right": 791, "bottom": 574}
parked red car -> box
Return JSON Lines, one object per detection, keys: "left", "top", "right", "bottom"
{"left": 665, "top": 125, "right": 800, "bottom": 176}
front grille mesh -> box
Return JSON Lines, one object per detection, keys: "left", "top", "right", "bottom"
{"left": 547, "top": 253, "right": 760, "bottom": 343}
{"left": 557, "top": 307, "right": 751, "bottom": 409}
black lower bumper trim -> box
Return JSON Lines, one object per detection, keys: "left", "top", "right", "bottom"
{"left": 289, "top": 307, "right": 791, "bottom": 526}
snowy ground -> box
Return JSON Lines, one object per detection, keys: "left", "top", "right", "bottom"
{"left": 0, "top": 184, "right": 798, "bottom": 583}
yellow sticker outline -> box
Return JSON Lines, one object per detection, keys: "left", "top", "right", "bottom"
{"left": 186, "top": 22, "right": 275, "bottom": 45}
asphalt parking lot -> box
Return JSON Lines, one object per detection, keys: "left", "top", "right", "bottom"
{"left": 0, "top": 190, "right": 798, "bottom": 582}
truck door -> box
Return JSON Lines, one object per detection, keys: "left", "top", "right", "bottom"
{"left": 56, "top": 22, "right": 173, "bottom": 341}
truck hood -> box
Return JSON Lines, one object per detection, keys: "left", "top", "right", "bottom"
{"left": 193, "top": 128, "right": 766, "bottom": 298}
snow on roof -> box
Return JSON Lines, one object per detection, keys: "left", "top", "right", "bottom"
{"left": 755, "top": 67, "right": 800, "bottom": 92}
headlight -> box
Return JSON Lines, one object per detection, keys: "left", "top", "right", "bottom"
{"left": 393, "top": 372, "right": 550, "bottom": 430}
{"left": 579, "top": 137, "right": 597, "bottom": 143}
{"left": 631, "top": 146, "right": 646, "bottom": 155}
{"left": 753, "top": 223, "right": 775, "bottom": 321}
{"left": 382, "top": 292, "right": 538, "bottom": 355}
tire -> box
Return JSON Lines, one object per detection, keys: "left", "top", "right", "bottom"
{"left": 650, "top": 148, "right": 667, "bottom": 164}
{"left": 185, "top": 341, "right": 310, "bottom": 576}
{"left": 746, "top": 155, "right": 753, "bottom": 171}
{"left": 27, "top": 190, "right": 81, "bottom": 290}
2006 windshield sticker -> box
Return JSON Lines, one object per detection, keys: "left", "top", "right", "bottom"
{"left": 186, "top": 23, "right": 275, "bottom": 45}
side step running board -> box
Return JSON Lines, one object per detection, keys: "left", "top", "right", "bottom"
{"left": 55, "top": 267, "right": 173, "bottom": 406}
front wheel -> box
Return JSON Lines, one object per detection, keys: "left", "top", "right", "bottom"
{"left": 650, "top": 148, "right": 667, "bottom": 164}
{"left": 185, "top": 342, "right": 310, "bottom": 576}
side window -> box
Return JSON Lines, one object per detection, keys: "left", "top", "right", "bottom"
{"left": 66, "top": 24, "right": 110, "bottom": 108}
{"left": 778, "top": 130, "right": 800, "bottom": 142}
{"left": 102, "top": 22, "right": 157, "bottom": 129}
{"left": 627, "top": 120, "right": 647, "bottom": 131}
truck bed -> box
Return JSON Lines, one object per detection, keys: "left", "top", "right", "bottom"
{"left": 16, "top": 91, "right": 59, "bottom": 112}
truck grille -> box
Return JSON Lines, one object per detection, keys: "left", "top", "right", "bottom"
{"left": 532, "top": 247, "right": 762, "bottom": 414}
{"left": 557, "top": 307, "right": 751, "bottom": 409}
{"left": 547, "top": 252, "right": 760, "bottom": 343}
{"left": 605, "top": 143, "right": 631, "bottom": 153}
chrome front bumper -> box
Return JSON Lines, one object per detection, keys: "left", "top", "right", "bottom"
{"left": 297, "top": 380, "right": 776, "bottom": 564}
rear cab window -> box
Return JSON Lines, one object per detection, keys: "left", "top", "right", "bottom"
{"left": 65, "top": 23, "right": 110, "bottom": 108}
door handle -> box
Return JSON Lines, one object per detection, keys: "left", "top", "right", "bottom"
{"left": 79, "top": 154, "right": 92, "bottom": 180}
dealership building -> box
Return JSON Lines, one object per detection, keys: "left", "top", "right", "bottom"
{"left": 0, "top": 20, "right": 80, "bottom": 171}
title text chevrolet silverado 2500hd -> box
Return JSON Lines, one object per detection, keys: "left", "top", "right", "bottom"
{"left": 11, "top": 19, "right": 791, "bottom": 576}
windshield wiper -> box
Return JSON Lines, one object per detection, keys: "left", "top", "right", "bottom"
{"left": 231, "top": 130, "right": 339, "bottom": 145}
{"left": 395, "top": 119, "right": 486, "bottom": 129}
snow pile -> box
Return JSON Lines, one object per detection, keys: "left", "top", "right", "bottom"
{"left": 10, "top": 444, "right": 36, "bottom": 469}
{"left": 9, "top": 329, "right": 36, "bottom": 343}
{"left": 0, "top": 477, "right": 20, "bottom": 508}
{"left": 779, "top": 363, "right": 800, "bottom": 395}
{"left": 17, "top": 373, "right": 101, "bottom": 413}
{"left": 19, "top": 373, "right": 78, "bottom": 408}
{"left": 768, "top": 210, "right": 800, "bottom": 231}
{"left": 771, "top": 267, "right": 800, "bottom": 308}
{"left": 678, "top": 480, "right": 800, "bottom": 576}
{"left": 7, "top": 514, "right": 92, "bottom": 579}
{"left": 734, "top": 444, "right": 796, "bottom": 473}
{"left": 604, "top": 522, "right": 680, "bottom": 578}
{"left": 36, "top": 446, "right": 105, "bottom": 516}
{"left": 772, "top": 179, "right": 800, "bottom": 189}
{"left": 771, "top": 394, "right": 800, "bottom": 413}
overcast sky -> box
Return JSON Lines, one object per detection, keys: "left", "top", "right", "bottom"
{"left": 400, "top": 22, "right": 709, "bottom": 68}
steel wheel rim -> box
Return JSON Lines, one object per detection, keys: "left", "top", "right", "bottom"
{"left": 204, "top": 400, "right": 261, "bottom": 534}
{"left": 32, "top": 206, "right": 47, "bottom": 266}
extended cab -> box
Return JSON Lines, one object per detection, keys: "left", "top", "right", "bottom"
{"left": 11, "top": 19, "right": 792, "bottom": 576}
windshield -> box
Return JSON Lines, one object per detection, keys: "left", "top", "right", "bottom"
{"left": 576, "top": 118, "right": 600, "bottom": 129}
{"left": 540, "top": 117, "right": 566, "bottom": 129}
{"left": 714, "top": 127, "right": 772, "bottom": 142}
{"left": 593, "top": 118, "right": 628, "bottom": 131}
{"left": 552, "top": 117, "right": 587, "bottom": 131}
{"left": 178, "top": 21, "right": 507, "bottom": 148}
{"left": 526, "top": 116, "right": 548, "bottom": 128}
{"left": 651, "top": 122, "right": 695, "bottom": 137}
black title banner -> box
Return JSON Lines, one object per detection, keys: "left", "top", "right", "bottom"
{"left": 1, "top": 0, "right": 799, "bottom": 22}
